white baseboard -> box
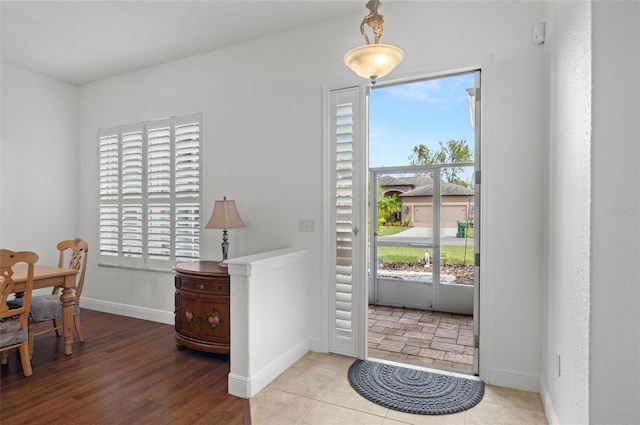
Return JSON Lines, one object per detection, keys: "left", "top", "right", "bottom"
{"left": 487, "top": 367, "right": 541, "bottom": 393}
{"left": 308, "top": 337, "right": 323, "bottom": 353}
{"left": 539, "top": 378, "right": 560, "bottom": 425}
{"left": 81, "top": 297, "right": 174, "bottom": 325}
{"left": 228, "top": 338, "right": 310, "bottom": 399}
{"left": 228, "top": 373, "right": 252, "bottom": 399}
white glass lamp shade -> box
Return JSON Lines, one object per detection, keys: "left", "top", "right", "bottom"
{"left": 344, "top": 43, "right": 405, "bottom": 81}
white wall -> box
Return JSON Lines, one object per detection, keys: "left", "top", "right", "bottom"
{"left": 0, "top": 64, "right": 78, "bottom": 266}
{"left": 590, "top": 2, "right": 640, "bottom": 423}
{"left": 3, "top": 1, "right": 547, "bottom": 392}
{"left": 542, "top": 2, "right": 591, "bottom": 423}
{"left": 543, "top": 2, "right": 640, "bottom": 423}
{"left": 227, "top": 248, "right": 312, "bottom": 398}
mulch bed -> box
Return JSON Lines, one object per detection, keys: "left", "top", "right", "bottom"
{"left": 378, "top": 262, "right": 475, "bottom": 286}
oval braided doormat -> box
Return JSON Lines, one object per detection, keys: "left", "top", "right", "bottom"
{"left": 348, "top": 359, "right": 484, "bottom": 415}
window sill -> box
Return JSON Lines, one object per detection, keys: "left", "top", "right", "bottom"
{"left": 97, "top": 262, "right": 176, "bottom": 274}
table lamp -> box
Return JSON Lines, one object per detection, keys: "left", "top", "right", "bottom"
{"left": 205, "top": 196, "right": 246, "bottom": 266}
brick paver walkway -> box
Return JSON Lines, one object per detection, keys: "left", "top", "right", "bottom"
{"left": 368, "top": 305, "right": 475, "bottom": 373}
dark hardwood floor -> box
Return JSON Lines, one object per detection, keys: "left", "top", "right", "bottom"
{"left": 0, "top": 309, "right": 249, "bottom": 425}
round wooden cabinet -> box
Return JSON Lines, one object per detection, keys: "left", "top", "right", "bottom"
{"left": 174, "top": 261, "right": 230, "bottom": 353}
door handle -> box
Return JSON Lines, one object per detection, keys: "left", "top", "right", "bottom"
{"left": 409, "top": 243, "right": 437, "bottom": 248}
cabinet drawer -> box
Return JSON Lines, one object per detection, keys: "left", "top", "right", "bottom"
{"left": 176, "top": 276, "right": 229, "bottom": 295}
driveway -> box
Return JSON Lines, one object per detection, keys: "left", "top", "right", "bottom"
{"left": 376, "top": 227, "right": 474, "bottom": 247}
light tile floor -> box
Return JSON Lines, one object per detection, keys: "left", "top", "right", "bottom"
{"left": 250, "top": 352, "right": 548, "bottom": 425}
{"left": 368, "top": 305, "right": 474, "bottom": 374}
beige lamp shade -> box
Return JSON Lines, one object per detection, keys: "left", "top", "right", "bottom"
{"left": 344, "top": 43, "right": 405, "bottom": 81}
{"left": 206, "top": 197, "right": 245, "bottom": 265}
{"left": 205, "top": 198, "right": 246, "bottom": 230}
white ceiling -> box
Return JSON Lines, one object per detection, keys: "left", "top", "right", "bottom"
{"left": 1, "top": 1, "right": 363, "bottom": 86}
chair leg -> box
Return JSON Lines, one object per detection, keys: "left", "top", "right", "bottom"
{"left": 53, "top": 318, "right": 61, "bottom": 337}
{"left": 19, "top": 342, "right": 33, "bottom": 377}
{"left": 74, "top": 315, "right": 85, "bottom": 342}
{"left": 28, "top": 324, "right": 35, "bottom": 359}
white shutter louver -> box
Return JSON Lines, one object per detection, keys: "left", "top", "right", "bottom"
{"left": 174, "top": 118, "right": 201, "bottom": 261}
{"left": 175, "top": 122, "right": 200, "bottom": 198}
{"left": 146, "top": 122, "right": 172, "bottom": 263}
{"left": 99, "top": 133, "right": 120, "bottom": 256}
{"left": 121, "top": 130, "right": 143, "bottom": 199}
{"left": 122, "top": 205, "right": 143, "bottom": 257}
{"left": 148, "top": 204, "right": 171, "bottom": 260}
{"left": 175, "top": 203, "right": 200, "bottom": 261}
{"left": 335, "top": 103, "right": 355, "bottom": 333}
{"left": 147, "top": 126, "right": 171, "bottom": 199}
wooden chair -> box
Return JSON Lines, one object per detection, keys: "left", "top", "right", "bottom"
{"left": 11, "top": 238, "right": 88, "bottom": 357}
{"left": 0, "top": 249, "right": 39, "bottom": 377}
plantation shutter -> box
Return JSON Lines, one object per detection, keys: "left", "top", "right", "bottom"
{"left": 121, "top": 127, "right": 144, "bottom": 260}
{"left": 98, "top": 131, "right": 120, "bottom": 257}
{"left": 173, "top": 116, "right": 201, "bottom": 262}
{"left": 327, "top": 86, "right": 367, "bottom": 358}
{"left": 147, "top": 120, "right": 172, "bottom": 262}
{"left": 98, "top": 113, "right": 202, "bottom": 269}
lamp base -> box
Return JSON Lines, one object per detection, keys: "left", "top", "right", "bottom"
{"left": 220, "top": 230, "right": 230, "bottom": 268}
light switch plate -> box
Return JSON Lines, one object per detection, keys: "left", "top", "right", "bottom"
{"left": 299, "top": 219, "right": 315, "bottom": 232}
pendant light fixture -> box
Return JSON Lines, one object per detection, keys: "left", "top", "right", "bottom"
{"left": 343, "top": 0, "right": 405, "bottom": 85}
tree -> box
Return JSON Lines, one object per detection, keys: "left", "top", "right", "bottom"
{"left": 378, "top": 192, "right": 402, "bottom": 225}
{"left": 408, "top": 139, "right": 473, "bottom": 188}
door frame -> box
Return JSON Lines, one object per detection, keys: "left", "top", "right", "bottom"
{"left": 323, "top": 68, "right": 482, "bottom": 375}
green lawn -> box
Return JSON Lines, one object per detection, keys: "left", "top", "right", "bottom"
{"left": 376, "top": 226, "right": 474, "bottom": 265}
{"left": 377, "top": 245, "right": 474, "bottom": 265}
{"left": 376, "top": 227, "right": 407, "bottom": 237}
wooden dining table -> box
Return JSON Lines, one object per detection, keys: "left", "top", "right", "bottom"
{"left": 9, "top": 264, "right": 79, "bottom": 355}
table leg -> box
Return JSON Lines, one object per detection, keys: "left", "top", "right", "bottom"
{"left": 61, "top": 286, "right": 75, "bottom": 355}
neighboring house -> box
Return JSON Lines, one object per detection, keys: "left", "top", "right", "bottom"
{"left": 380, "top": 175, "right": 474, "bottom": 235}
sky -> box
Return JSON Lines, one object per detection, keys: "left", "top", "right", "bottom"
{"left": 369, "top": 72, "right": 476, "bottom": 169}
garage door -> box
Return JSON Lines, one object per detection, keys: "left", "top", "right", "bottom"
{"left": 413, "top": 205, "right": 432, "bottom": 227}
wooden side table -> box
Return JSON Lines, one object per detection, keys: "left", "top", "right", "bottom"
{"left": 174, "top": 261, "right": 230, "bottom": 353}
